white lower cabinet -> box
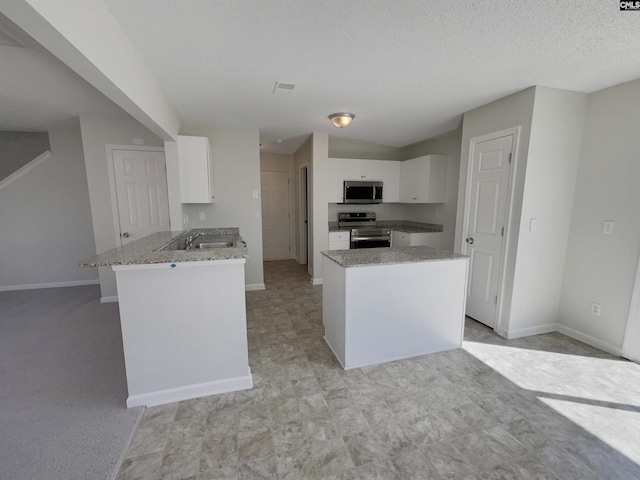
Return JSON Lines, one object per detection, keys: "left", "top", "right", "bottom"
{"left": 329, "top": 231, "right": 350, "bottom": 250}
{"left": 392, "top": 231, "right": 443, "bottom": 248}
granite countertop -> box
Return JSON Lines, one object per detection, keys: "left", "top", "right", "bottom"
{"left": 322, "top": 246, "right": 467, "bottom": 268}
{"left": 328, "top": 220, "right": 443, "bottom": 233}
{"left": 79, "top": 228, "right": 248, "bottom": 267}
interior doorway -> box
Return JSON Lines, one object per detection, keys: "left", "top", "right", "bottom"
{"left": 261, "top": 170, "right": 291, "bottom": 260}
{"left": 462, "top": 131, "right": 515, "bottom": 329}
{"left": 107, "top": 146, "right": 170, "bottom": 246}
{"left": 300, "top": 166, "right": 309, "bottom": 265}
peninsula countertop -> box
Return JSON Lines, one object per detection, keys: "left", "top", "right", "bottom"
{"left": 79, "top": 228, "right": 248, "bottom": 267}
{"left": 322, "top": 246, "right": 467, "bottom": 268}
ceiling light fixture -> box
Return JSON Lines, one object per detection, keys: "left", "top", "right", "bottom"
{"left": 329, "top": 112, "right": 355, "bottom": 128}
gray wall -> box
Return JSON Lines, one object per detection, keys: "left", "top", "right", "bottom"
{"left": 0, "top": 131, "right": 50, "bottom": 181}
{"left": 182, "top": 126, "right": 265, "bottom": 289}
{"left": 559, "top": 78, "right": 640, "bottom": 351}
{"left": 0, "top": 118, "right": 97, "bottom": 288}
{"left": 79, "top": 115, "right": 164, "bottom": 300}
{"left": 508, "top": 87, "right": 587, "bottom": 335}
{"left": 328, "top": 135, "right": 402, "bottom": 160}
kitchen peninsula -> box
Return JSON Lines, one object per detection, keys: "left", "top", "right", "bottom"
{"left": 79, "top": 228, "right": 252, "bottom": 408}
{"left": 322, "top": 246, "right": 469, "bottom": 369}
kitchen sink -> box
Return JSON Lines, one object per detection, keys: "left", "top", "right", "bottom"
{"left": 195, "top": 241, "right": 234, "bottom": 249}
{"left": 155, "top": 231, "right": 244, "bottom": 251}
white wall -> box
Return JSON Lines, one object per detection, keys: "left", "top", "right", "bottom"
{"left": 508, "top": 87, "right": 587, "bottom": 336}
{"left": 3, "top": 0, "right": 181, "bottom": 141}
{"left": 293, "top": 137, "right": 312, "bottom": 264}
{"left": 559, "top": 79, "right": 640, "bottom": 352}
{"left": 0, "top": 131, "right": 50, "bottom": 181}
{"left": 311, "top": 133, "right": 329, "bottom": 284}
{"left": 79, "top": 115, "right": 164, "bottom": 300}
{"left": 181, "top": 126, "right": 265, "bottom": 290}
{"left": 0, "top": 118, "right": 97, "bottom": 289}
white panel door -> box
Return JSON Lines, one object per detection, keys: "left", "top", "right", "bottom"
{"left": 463, "top": 135, "right": 513, "bottom": 327}
{"left": 261, "top": 171, "right": 291, "bottom": 260}
{"left": 113, "top": 150, "right": 170, "bottom": 245}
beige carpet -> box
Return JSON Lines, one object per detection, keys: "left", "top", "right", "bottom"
{"left": 0, "top": 285, "right": 143, "bottom": 480}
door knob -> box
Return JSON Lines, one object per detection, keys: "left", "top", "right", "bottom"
{"left": 466, "top": 237, "right": 474, "bottom": 244}
{"left": 122, "top": 232, "right": 131, "bottom": 238}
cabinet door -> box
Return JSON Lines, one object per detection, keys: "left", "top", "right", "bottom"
{"left": 343, "top": 159, "right": 383, "bottom": 181}
{"left": 178, "top": 135, "right": 214, "bottom": 203}
{"left": 382, "top": 161, "right": 400, "bottom": 202}
{"left": 326, "top": 158, "right": 344, "bottom": 203}
{"left": 399, "top": 157, "right": 420, "bottom": 203}
{"left": 399, "top": 155, "right": 447, "bottom": 203}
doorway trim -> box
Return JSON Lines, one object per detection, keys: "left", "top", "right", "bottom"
{"left": 298, "top": 165, "right": 309, "bottom": 265}
{"left": 105, "top": 144, "right": 166, "bottom": 247}
{"left": 461, "top": 126, "right": 521, "bottom": 335}
{"left": 623, "top": 254, "right": 640, "bottom": 363}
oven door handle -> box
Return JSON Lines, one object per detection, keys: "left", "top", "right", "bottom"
{"left": 352, "top": 236, "right": 391, "bottom": 241}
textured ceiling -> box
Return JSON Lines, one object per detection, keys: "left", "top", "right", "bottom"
{"left": 102, "top": 0, "right": 640, "bottom": 153}
{"left": 0, "top": 14, "right": 127, "bottom": 131}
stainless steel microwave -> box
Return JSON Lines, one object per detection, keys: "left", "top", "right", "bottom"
{"left": 343, "top": 181, "right": 383, "bottom": 204}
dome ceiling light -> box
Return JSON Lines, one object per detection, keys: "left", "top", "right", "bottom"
{"left": 329, "top": 112, "right": 355, "bottom": 128}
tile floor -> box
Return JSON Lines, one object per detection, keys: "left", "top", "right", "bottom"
{"left": 117, "top": 260, "right": 640, "bottom": 480}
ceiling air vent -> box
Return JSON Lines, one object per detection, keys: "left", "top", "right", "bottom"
{"left": 273, "top": 82, "right": 296, "bottom": 96}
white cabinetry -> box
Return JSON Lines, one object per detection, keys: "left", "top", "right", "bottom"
{"left": 328, "top": 231, "right": 350, "bottom": 250}
{"left": 178, "top": 135, "right": 214, "bottom": 203}
{"left": 343, "top": 159, "right": 383, "bottom": 181}
{"left": 399, "top": 155, "right": 447, "bottom": 203}
{"left": 381, "top": 161, "right": 400, "bottom": 202}
{"left": 392, "top": 231, "right": 443, "bottom": 248}
{"left": 326, "top": 158, "right": 345, "bottom": 203}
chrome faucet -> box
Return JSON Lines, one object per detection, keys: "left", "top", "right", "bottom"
{"left": 184, "top": 232, "right": 203, "bottom": 250}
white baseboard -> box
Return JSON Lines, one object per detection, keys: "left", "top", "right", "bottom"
{"left": 556, "top": 324, "right": 622, "bottom": 357}
{"left": 507, "top": 323, "right": 557, "bottom": 339}
{"left": 245, "top": 283, "right": 266, "bottom": 291}
{"left": 126, "top": 372, "right": 253, "bottom": 408}
{"left": 0, "top": 279, "right": 99, "bottom": 292}
{"left": 311, "top": 278, "right": 323, "bottom": 286}
{"left": 101, "top": 296, "right": 119, "bottom": 303}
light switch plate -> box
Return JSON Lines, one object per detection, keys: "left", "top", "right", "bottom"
{"left": 529, "top": 218, "right": 538, "bottom": 232}
{"left": 603, "top": 221, "right": 615, "bottom": 235}
{"left": 198, "top": 211, "right": 205, "bottom": 221}
{"left": 252, "top": 189, "right": 259, "bottom": 199}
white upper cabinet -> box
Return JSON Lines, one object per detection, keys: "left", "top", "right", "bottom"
{"left": 399, "top": 155, "right": 447, "bottom": 203}
{"left": 326, "top": 157, "right": 345, "bottom": 203}
{"left": 342, "top": 159, "right": 383, "bottom": 181}
{"left": 381, "top": 161, "right": 400, "bottom": 203}
{"left": 178, "top": 135, "right": 214, "bottom": 203}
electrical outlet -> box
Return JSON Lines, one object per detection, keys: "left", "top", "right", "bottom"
{"left": 253, "top": 211, "right": 259, "bottom": 220}
{"left": 198, "top": 211, "right": 205, "bottom": 221}
{"left": 590, "top": 302, "right": 602, "bottom": 316}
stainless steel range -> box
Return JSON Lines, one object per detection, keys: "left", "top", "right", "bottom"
{"left": 338, "top": 212, "right": 391, "bottom": 249}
